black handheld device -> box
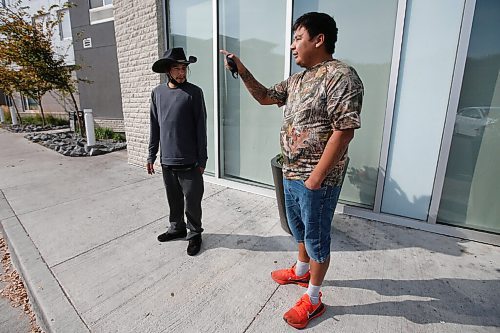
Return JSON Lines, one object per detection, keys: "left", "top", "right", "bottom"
{"left": 226, "top": 55, "right": 239, "bottom": 79}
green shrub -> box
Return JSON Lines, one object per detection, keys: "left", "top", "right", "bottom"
{"left": 112, "top": 132, "right": 126, "bottom": 142}
{"left": 46, "top": 115, "right": 69, "bottom": 126}
{"left": 20, "top": 114, "right": 43, "bottom": 125}
{"left": 94, "top": 127, "right": 125, "bottom": 142}
{"left": 17, "top": 114, "right": 68, "bottom": 126}
{"left": 94, "top": 127, "right": 112, "bottom": 140}
{"left": 94, "top": 127, "right": 106, "bottom": 140}
{"left": 3, "top": 109, "right": 12, "bottom": 123}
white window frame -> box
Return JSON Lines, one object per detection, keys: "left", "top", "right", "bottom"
{"left": 89, "top": 3, "right": 114, "bottom": 25}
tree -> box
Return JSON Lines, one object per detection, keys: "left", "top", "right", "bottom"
{"left": 0, "top": 0, "right": 84, "bottom": 131}
{"left": 0, "top": 63, "right": 23, "bottom": 124}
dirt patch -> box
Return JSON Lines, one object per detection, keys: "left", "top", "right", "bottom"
{"left": 0, "top": 236, "right": 43, "bottom": 333}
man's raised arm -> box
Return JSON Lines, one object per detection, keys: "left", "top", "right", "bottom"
{"left": 220, "top": 50, "right": 284, "bottom": 106}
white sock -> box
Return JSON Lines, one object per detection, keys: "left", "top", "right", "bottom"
{"left": 295, "top": 260, "right": 309, "bottom": 277}
{"left": 306, "top": 283, "right": 321, "bottom": 304}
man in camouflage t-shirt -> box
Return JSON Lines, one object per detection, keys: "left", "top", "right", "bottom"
{"left": 221, "top": 12, "right": 363, "bottom": 329}
{"left": 272, "top": 60, "right": 363, "bottom": 187}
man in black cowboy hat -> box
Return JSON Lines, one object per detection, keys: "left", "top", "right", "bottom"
{"left": 147, "top": 47, "right": 208, "bottom": 256}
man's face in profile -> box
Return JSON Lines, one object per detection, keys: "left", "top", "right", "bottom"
{"left": 291, "top": 26, "right": 318, "bottom": 68}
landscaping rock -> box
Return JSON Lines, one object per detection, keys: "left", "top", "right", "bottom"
{"left": 5, "top": 124, "right": 69, "bottom": 133}
{"left": 24, "top": 131, "right": 126, "bottom": 157}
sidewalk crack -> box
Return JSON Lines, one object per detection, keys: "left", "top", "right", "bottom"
{"left": 243, "top": 284, "right": 280, "bottom": 333}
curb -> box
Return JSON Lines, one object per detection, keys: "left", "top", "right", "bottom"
{"left": 0, "top": 191, "right": 89, "bottom": 333}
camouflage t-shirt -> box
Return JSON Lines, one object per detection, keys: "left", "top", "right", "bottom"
{"left": 269, "top": 59, "right": 363, "bottom": 186}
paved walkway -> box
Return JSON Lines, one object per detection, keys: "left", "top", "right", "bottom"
{"left": 0, "top": 128, "right": 499, "bottom": 333}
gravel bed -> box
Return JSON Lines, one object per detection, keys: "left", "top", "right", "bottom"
{"left": 24, "top": 131, "right": 127, "bottom": 157}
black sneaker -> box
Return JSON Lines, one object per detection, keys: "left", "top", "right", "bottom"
{"left": 157, "top": 231, "right": 187, "bottom": 242}
{"left": 187, "top": 235, "right": 202, "bottom": 256}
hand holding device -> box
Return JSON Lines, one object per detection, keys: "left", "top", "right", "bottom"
{"left": 226, "top": 55, "right": 239, "bottom": 79}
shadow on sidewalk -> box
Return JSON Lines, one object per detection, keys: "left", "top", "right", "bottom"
{"left": 203, "top": 217, "right": 470, "bottom": 257}
{"left": 202, "top": 233, "right": 296, "bottom": 252}
{"left": 331, "top": 218, "right": 470, "bottom": 257}
{"left": 319, "top": 278, "right": 500, "bottom": 327}
{"left": 199, "top": 220, "right": 493, "bottom": 329}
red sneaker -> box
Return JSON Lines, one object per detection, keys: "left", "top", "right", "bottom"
{"left": 271, "top": 264, "right": 310, "bottom": 287}
{"left": 283, "top": 293, "right": 325, "bottom": 329}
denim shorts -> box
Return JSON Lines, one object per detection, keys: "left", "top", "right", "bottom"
{"left": 283, "top": 179, "right": 341, "bottom": 263}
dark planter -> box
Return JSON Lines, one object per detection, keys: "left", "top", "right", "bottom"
{"left": 271, "top": 155, "right": 291, "bottom": 234}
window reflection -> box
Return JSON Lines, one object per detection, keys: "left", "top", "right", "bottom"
{"left": 168, "top": 0, "right": 215, "bottom": 174}
{"left": 293, "top": 0, "right": 399, "bottom": 208}
{"left": 218, "top": 0, "right": 286, "bottom": 185}
{"left": 438, "top": 0, "right": 500, "bottom": 233}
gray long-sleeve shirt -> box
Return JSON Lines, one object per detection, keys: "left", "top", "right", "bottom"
{"left": 147, "top": 82, "right": 208, "bottom": 168}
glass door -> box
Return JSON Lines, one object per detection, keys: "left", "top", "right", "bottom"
{"left": 218, "top": 0, "right": 287, "bottom": 185}
{"left": 437, "top": 0, "right": 500, "bottom": 233}
{"left": 292, "top": 0, "right": 400, "bottom": 208}
{"left": 167, "top": 0, "right": 215, "bottom": 174}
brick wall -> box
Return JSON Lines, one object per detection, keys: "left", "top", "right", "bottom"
{"left": 94, "top": 118, "right": 125, "bottom": 133}
{"left": 113, "top": 0, "right": 164, "bottom": 167}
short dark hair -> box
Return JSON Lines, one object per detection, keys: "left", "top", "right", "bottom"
{"left": 293, "top": 12, "right": 338, "bottom": 54}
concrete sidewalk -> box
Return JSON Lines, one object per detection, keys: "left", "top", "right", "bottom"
{"left": 0, "top": 127, "right": 499, "bottom": 333}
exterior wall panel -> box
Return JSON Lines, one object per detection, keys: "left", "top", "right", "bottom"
{"left": 114, "top": 0, "right": 162, "bottom": 165}
{"left": 70, "top": 0, "right": 124, "bottom": 128}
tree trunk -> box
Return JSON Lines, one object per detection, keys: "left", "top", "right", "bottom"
{"left": 68, "top": 87, "right": 85, "bottom": 138}
{"left": 37, "top": 95, "right": 46, "bottom": 127}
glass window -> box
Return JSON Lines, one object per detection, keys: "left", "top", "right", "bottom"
{"left": 219, "top": 0, "right": 286, "bottom": 185}
{"left": 6, "top": 95, "right": 12, "bottom": 107}
{"left": 381, "top": 0, "right": 466, "bottom": 220}
{"left": 33, "top": 13, "right": 50, "bottom": 33}
{"left": 167, "top": 0, "right": 215, "bottom": 174}
{"left": 22, "top": 96, "right": 39, "bottom": 111}
{"left": 89, "top": 0, "right": 114, "bottom": 24}
{"left": 293, "top": 0, "right": 399, "bottom": 208}
{"left": 437, "top": 0, "right": 500, "bottom": 233}
{"left": 90, "top": 0, "right": 102, "bottom": 8}
{"left": 1, "top": 0, "right": 12, "bottom": 8}
{"left": 90, "top": 0, "right": 111, "bottom": 9}
{"left": 58, "top": 9, "right": 71, "bottom": 40}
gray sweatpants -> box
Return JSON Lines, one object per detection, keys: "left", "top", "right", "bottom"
{"left": 161, "top": 166, "right": 204, "bottom": 239}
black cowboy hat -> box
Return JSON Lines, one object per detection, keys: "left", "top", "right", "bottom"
{"left": 152, "top": 47, "right": 197, "bottom": 73}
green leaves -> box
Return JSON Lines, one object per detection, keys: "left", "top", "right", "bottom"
{"left": 0, "top": 1, "right": 82, "bottom": 126}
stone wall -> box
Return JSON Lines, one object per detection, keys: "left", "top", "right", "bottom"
{"left": 113, "top": 0, "right": 164, "bottom": 167}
